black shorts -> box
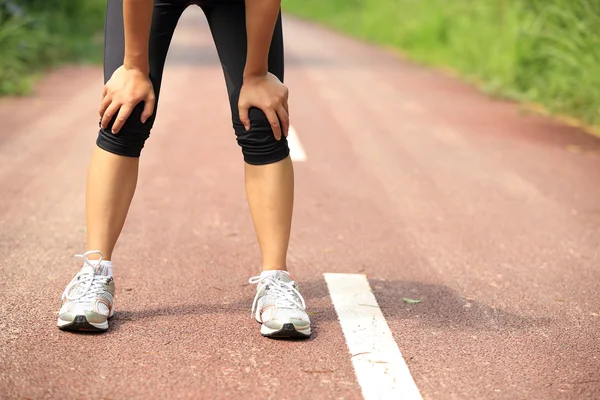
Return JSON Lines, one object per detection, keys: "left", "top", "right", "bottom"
{"left": 98, "top": 0, "right": 289, "bottom": 165}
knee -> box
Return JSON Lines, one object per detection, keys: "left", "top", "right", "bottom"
{"left": 235, "top": 107, "right": 290, "bottom": 165}
{"left": 97, "top": 103, "right": 153, "bottom": 157}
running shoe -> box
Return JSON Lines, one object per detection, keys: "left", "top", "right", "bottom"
{"left": 249, "top": 271, "right": 311, "bottom": 338}
{"left": 57, "top": 250, "right": 115, "bottom": 332}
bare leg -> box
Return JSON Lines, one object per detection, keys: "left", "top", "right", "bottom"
{"left": 85, "top": 146, "right": 138, "bottom": 260}
{"left": 245, "top": 156, "right": 294, "bottom": 271}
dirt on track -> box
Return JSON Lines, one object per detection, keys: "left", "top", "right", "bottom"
{"left": 1, "top": 7, "right": 599, "bottom": 400}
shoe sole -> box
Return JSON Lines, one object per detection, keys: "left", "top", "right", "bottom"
{"left": 57, "top": 315, "right": 108, "bottom": 332}
{"left": 261, "top": 323, "right": 311, "bottom": 339}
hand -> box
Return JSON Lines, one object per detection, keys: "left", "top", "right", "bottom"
{"left": 238, "top": 72, "right": 289, "bottom": 140}
{"left": 99, "top": 66, "right": 155, "bottom": 134}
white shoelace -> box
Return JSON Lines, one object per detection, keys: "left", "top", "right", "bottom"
{"left": 62, "top": 250, "right": 110, "bottom": 302}
{"left": 248, "top": 274, "right": 306, "bottom": 317}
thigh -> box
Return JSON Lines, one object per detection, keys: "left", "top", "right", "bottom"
{"left": 202, "top": 1, "right": 284, "bottom": 125}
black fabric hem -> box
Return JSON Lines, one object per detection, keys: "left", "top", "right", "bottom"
{"left": 243, "top": 146, "right": 290, "bottom": 165}
{"left": 96, "top": 134, "right": 142, "bottom": 158}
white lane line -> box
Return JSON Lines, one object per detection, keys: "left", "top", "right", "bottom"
{"left": 287, "top": 125, "right": 307, "bottom": 162}
{"left": 324, "top": 273, "right": 423, "bottom": 400}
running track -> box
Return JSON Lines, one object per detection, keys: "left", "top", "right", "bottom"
{"left": 1, "top": 9, "right": 599, "bottom": 400}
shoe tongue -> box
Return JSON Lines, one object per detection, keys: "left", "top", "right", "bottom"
{"left": 260, "top": 270, "right": 293, "bottom": 283}
{"left": 80, "top": 265, "right": 95, "bottom": 275}
{"left": 94, "top": 264, "right": 110, "bottom": 276}
{"left": 80, "top": 264, "right": 109, "bottom": 276}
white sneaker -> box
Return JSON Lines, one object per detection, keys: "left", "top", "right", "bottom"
{"left": 57, "top": 251, "right": 115, "bottom": 332}
{"left": 249, "top": 271, "right": 311, "bottom": 338}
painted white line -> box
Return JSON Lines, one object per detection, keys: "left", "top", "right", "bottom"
{"left": 287, "top": 125, "right": 307, "bottom": 162}
{"left": 324, "top": 273, "right": 423, "bottom": 400}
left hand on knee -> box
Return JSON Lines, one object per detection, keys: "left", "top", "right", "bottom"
{"left": 238, "top": 72, "right": 289, "bottom": 140}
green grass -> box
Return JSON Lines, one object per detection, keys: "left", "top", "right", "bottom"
{"left": 283, "top": 0, "right": 600, "bottom": 127}
{"left": 0, "top": 0, "right": 105, "bottom": 95}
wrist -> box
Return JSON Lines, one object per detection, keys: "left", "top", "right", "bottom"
{"left": 124, "top": 57, "right": 149, "bottom": 76}
{"left": 243, "top": 68, "right": 268, "bottom": 81}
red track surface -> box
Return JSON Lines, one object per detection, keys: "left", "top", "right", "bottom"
{"left": 1, "top": 9, "right": 599, "bottom": 400}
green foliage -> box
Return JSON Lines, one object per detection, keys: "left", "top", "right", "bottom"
{"left": 283, "top": 0, "right": 600, "bottom": 126}
{"left": 0, "top": 0, "right": 105, "bottom": 95}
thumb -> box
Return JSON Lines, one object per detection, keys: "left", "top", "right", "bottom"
{"left": 239, "top": 103, "right": 250, "bottom": 131}
{"left": 141, "top": 94, "right": 155, "bottom": 124}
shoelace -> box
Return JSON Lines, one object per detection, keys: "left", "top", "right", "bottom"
{"left": 61, "top": 250, "right": 110, "bottom": 302}
{"left": 248, "top": 274, "right": 306, "bottom": 318}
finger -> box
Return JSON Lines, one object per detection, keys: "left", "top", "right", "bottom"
{"left": 239, "top": 103, "right": 250, "bottom": 131}
{"left": 265, "top": 109, "right": 282, "bottom": 140}
{"left": 111, "top": 103, "right": 134, "bottom": 134}
{"left": 283, "top": 98, "right": 289, "bottom": 115}
{"left": 99, "top": 94, "right": 111, "bottom": 118}
{"left": 101, "top": 102, "right": 121, "bottom": 130}
{"left": 101, "top": 86, "right": 108, "bottom": 101}
{"left": 283, "top": 88, "right": 289, "bottom": 114}
{"left": 276, "top": 105, "right": 289, "bottom": 137}
{"left": 141, "top": 94, "right": 156, "bottom": 124}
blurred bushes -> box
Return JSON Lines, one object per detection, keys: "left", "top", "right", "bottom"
{"left": 0, "top": 0, "right": 105, "bottom": 95}
{"left": 283, "top": 0, "right": 600, "bottom": 127}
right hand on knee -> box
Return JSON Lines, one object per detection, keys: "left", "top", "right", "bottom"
{"left": 99, "top": 66, "right": 156, "bottom": 134}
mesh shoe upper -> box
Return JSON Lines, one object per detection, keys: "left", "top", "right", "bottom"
{"left": 249, "top": 271, "right": 310, "bottom": 326}
{"left": 59, "top": 251, "right": 115, "bottom": 322}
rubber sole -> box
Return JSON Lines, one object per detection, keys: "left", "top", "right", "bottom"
{"left": 57, "top": 315, "right": 108, "bottom": 332}
{"left": 261, "top": 323, "right": 311, "bottom": 339}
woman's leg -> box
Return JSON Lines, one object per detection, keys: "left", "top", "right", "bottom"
{"left": 244, "top": 158, "right": 294, "bottom": 271}
{"left": 203, "top": 3, "right": 292, "bottom": 271}
{"left": 58, "top": 0, "right": 186, "bottom": 332}
{"left": 203, "top": 2, "right": 310, "bottom": 338}
{"left": 86, "top": 148, "right": 139, "bottom": 261}
{"left": 88, "top": 0, "right": 186, "bottom": 260}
